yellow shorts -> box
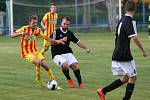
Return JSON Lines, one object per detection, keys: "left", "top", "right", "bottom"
{"left": 24, "top": 52, "right": 45, "bottom": 63}
{"left": 43, "top": 39, "right": 51, "bottom": 47}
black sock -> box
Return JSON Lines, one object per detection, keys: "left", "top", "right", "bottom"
{"left": 123, "top": 83, "right": 135, "bottom": 100}
{"left": 62, "top": 69, "right": 71, "bottom": 80}
{"left": 102, "top": 79, "right": 123, "bottom": 94}
{"left": 73, "top": 69, "right": 82, "bottom": 84}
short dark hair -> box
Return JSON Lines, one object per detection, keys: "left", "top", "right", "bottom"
{"left": 50, "top": 3, "right": 56, "bottom": 6}
{"left": 28, "top": 15, "right": 38, "bottom": 22}
{"left": 62, "top": 16, "right": 71, "bottom": 22}
{"left": 125, "top": 0, "right": 136, "bottom": 12}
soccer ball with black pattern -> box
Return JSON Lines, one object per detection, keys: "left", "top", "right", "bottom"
{"left": 47, "top": 80, "right": 57, "bottom": 90}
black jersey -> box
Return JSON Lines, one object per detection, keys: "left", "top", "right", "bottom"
{"left": 112, "top": 14, "right": 137, "bottom": 62}
{"left": 51, "top": 28, "right": 79, "bottom": 58}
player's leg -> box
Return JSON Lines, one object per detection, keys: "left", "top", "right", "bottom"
{"left": 31, "top": 56, "right": 46, "bottom": 86}
{"left": 122, "top": 60, "right": 137, "bottom": 100}
{"left": 101, "top": 75, "right": 128, "bottom": 94}
{"left": 61, "top": 63, "right": 76, "bottom": 88}
{"left": 70, "top": 63, "right": 85, "bottom": 88}
{"left": 32, "top": 57, "right": 41, "bottom": 81}
{"left": 97, "top": 61, "right": 129, "bottom": 100}
{"left": 41, "top": 46, "right": 49, "bottom": 55}
{"left": 65, "top": 53, "right": 84, "bottom": 88}
{"left": 53, "top": 54, "right": 75, "bottom": 88}
{"left": 41, "top": 39, "right": 50, "bottom": 55}
{"left": 123, "top": 76, "right": 136, "bottom": 100}
{"left": 41, "top": 60, "right": 55, "bottom": 80}
{"left": 61, "top": 63, "right": 71, "bottom": 80}
{"left": 97, "top": 76, "right": 128, "bottom": 100}
{"left": 25, "top": 53, "right": 41, "bottom": 81}
{"left": 37, "top": 51, "right": 55, "bottom": 81}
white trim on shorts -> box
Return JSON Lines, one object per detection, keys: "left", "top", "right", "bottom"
{"left": 53, "top": 53, "right": 78, "bottom": 68}
{"left": 112, "top": 60, "right": 137, "bottom": 77}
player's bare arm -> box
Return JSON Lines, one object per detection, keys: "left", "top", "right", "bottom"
{"left": 76, "top": 41, "right": 91, "bottom": 53}
{"left": 11, "top": 32, "right": 27, "bottom": 38}
{"left": 41, "top": 21, "right": 46, "bottom": 30}
{"left": 45, "top": 37, "right": 65, "bottom": 46}
{"left": 132, "top": 35, "right": 148, "bottom": 57}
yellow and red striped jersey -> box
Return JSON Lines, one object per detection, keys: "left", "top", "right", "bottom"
{"left": 42, "top": 12, "right": 58, "bottom": 37}
{"left": 16, "top": 25, "right": 46, "bottom": 57}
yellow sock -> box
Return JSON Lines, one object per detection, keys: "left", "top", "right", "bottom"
{"left": 35, "top": 66, "right": 41, "bottom": 81}
{"left": 47, "top": 69, "right": 55, "bottom": 80}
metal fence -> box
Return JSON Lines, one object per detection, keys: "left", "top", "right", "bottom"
{"left": 0, "top": 0, "right": 150, "bottom": 35}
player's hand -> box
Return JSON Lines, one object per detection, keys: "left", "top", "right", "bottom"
{"left": 85, "top": 48, "right": 91, "bottom": 53}
{"left": 56, "top": 40, "right": 65, "bottom": 45}
{"left": 143, "top": 51, "right": 148, "bottom": 57}
{"left": 61, "top": 37, "right": 67, "bottom": 42}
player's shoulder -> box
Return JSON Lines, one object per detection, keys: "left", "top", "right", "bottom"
{"left": 68, "top": 30, "right": 74, "bottom": 34}
{"left": 122, "top": 15, "right": 134, "bottom": 24}
{"left": 22, "top": 25, "right": 28, "bottom": 28}
{"left": 16, "top": 25, "right": 28, "bottom": 32}
{"left": 20, "top": 25, "right": 29, "bottom": 29}
{"left": 44, "top": 12, "right": 50, "bottom": 16}
{"left": 124, "top": 15, "right": 134, "bottom": 21}
{"left": 55, "top": 28, "right": 61, "bottom": 34}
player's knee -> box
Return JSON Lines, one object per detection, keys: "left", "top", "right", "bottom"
{"left": 128, "top": 76, "right": 137, "bottom": 83}
{"left": 36, "top": 60, "right": 41, "bottom": 66}
{"left": 44, "top": 67, "right": 49, "bottom": 71}
{"left": 41, "top": 60, "right": 49, "bottom": 71}
{"left": 70, "top": 63, "right": 78, "bottom": 71}
{"left": 33, "top": 58, "right": 41, "bottom": 66}
{"left": 120, "top": 75, "right": 129, "bottom": 84}
{"left": 61, "top": 63, "right": 68, "bottom": 70}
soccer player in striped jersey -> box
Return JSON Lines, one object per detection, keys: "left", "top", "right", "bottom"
{"left": 40, "top": 3, "right": 58, "bottom": 55}
{"left": 97, "top": 1, "right": 147, "bottom": 100}
{"left": 11, "top": 15, "right": 65, "bottom": 87}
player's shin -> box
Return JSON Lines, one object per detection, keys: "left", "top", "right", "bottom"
{"left": 47, "top": 69, "right": 55, "bottom": 80}
{"left": 35, "top": 66, "right": 41, "bottom": 81}
{"left": 62, "top": 68, "right": 71, "bottom": 80}
{"left": 123, "top": 83, "right": 135, "bottom": 100}
{"left": 102, "top": 79, "right": 123, "bottom": 94}
{"left": 73, "top": 69, "right": 82, "bottom": 84}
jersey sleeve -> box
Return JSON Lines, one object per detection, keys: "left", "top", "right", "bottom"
{"left": 125, "top": 20, "right": 137, "bottom": 38}
{"left": 41, "top": 13, "right": 48, "bottom": 25}
{"left": 70, "top": 33, "right": 79, "bottom": 43}
{"left": 36, "top": 28, "right": 46, "bottom": 39}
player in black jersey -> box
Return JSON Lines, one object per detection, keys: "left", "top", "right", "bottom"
{"left": 51, "top": 16, "right": 91, "bottom": 88}
{"left": 97, "top": 1, "right": 147, "bottom": 100}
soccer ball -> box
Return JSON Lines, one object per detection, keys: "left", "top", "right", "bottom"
{"left": 47, "top": 80, "right": 57, "bottom": 90}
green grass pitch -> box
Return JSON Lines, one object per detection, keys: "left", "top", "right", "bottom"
{"left": 0, "top": 32, "right": 150, "bottom": 100}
